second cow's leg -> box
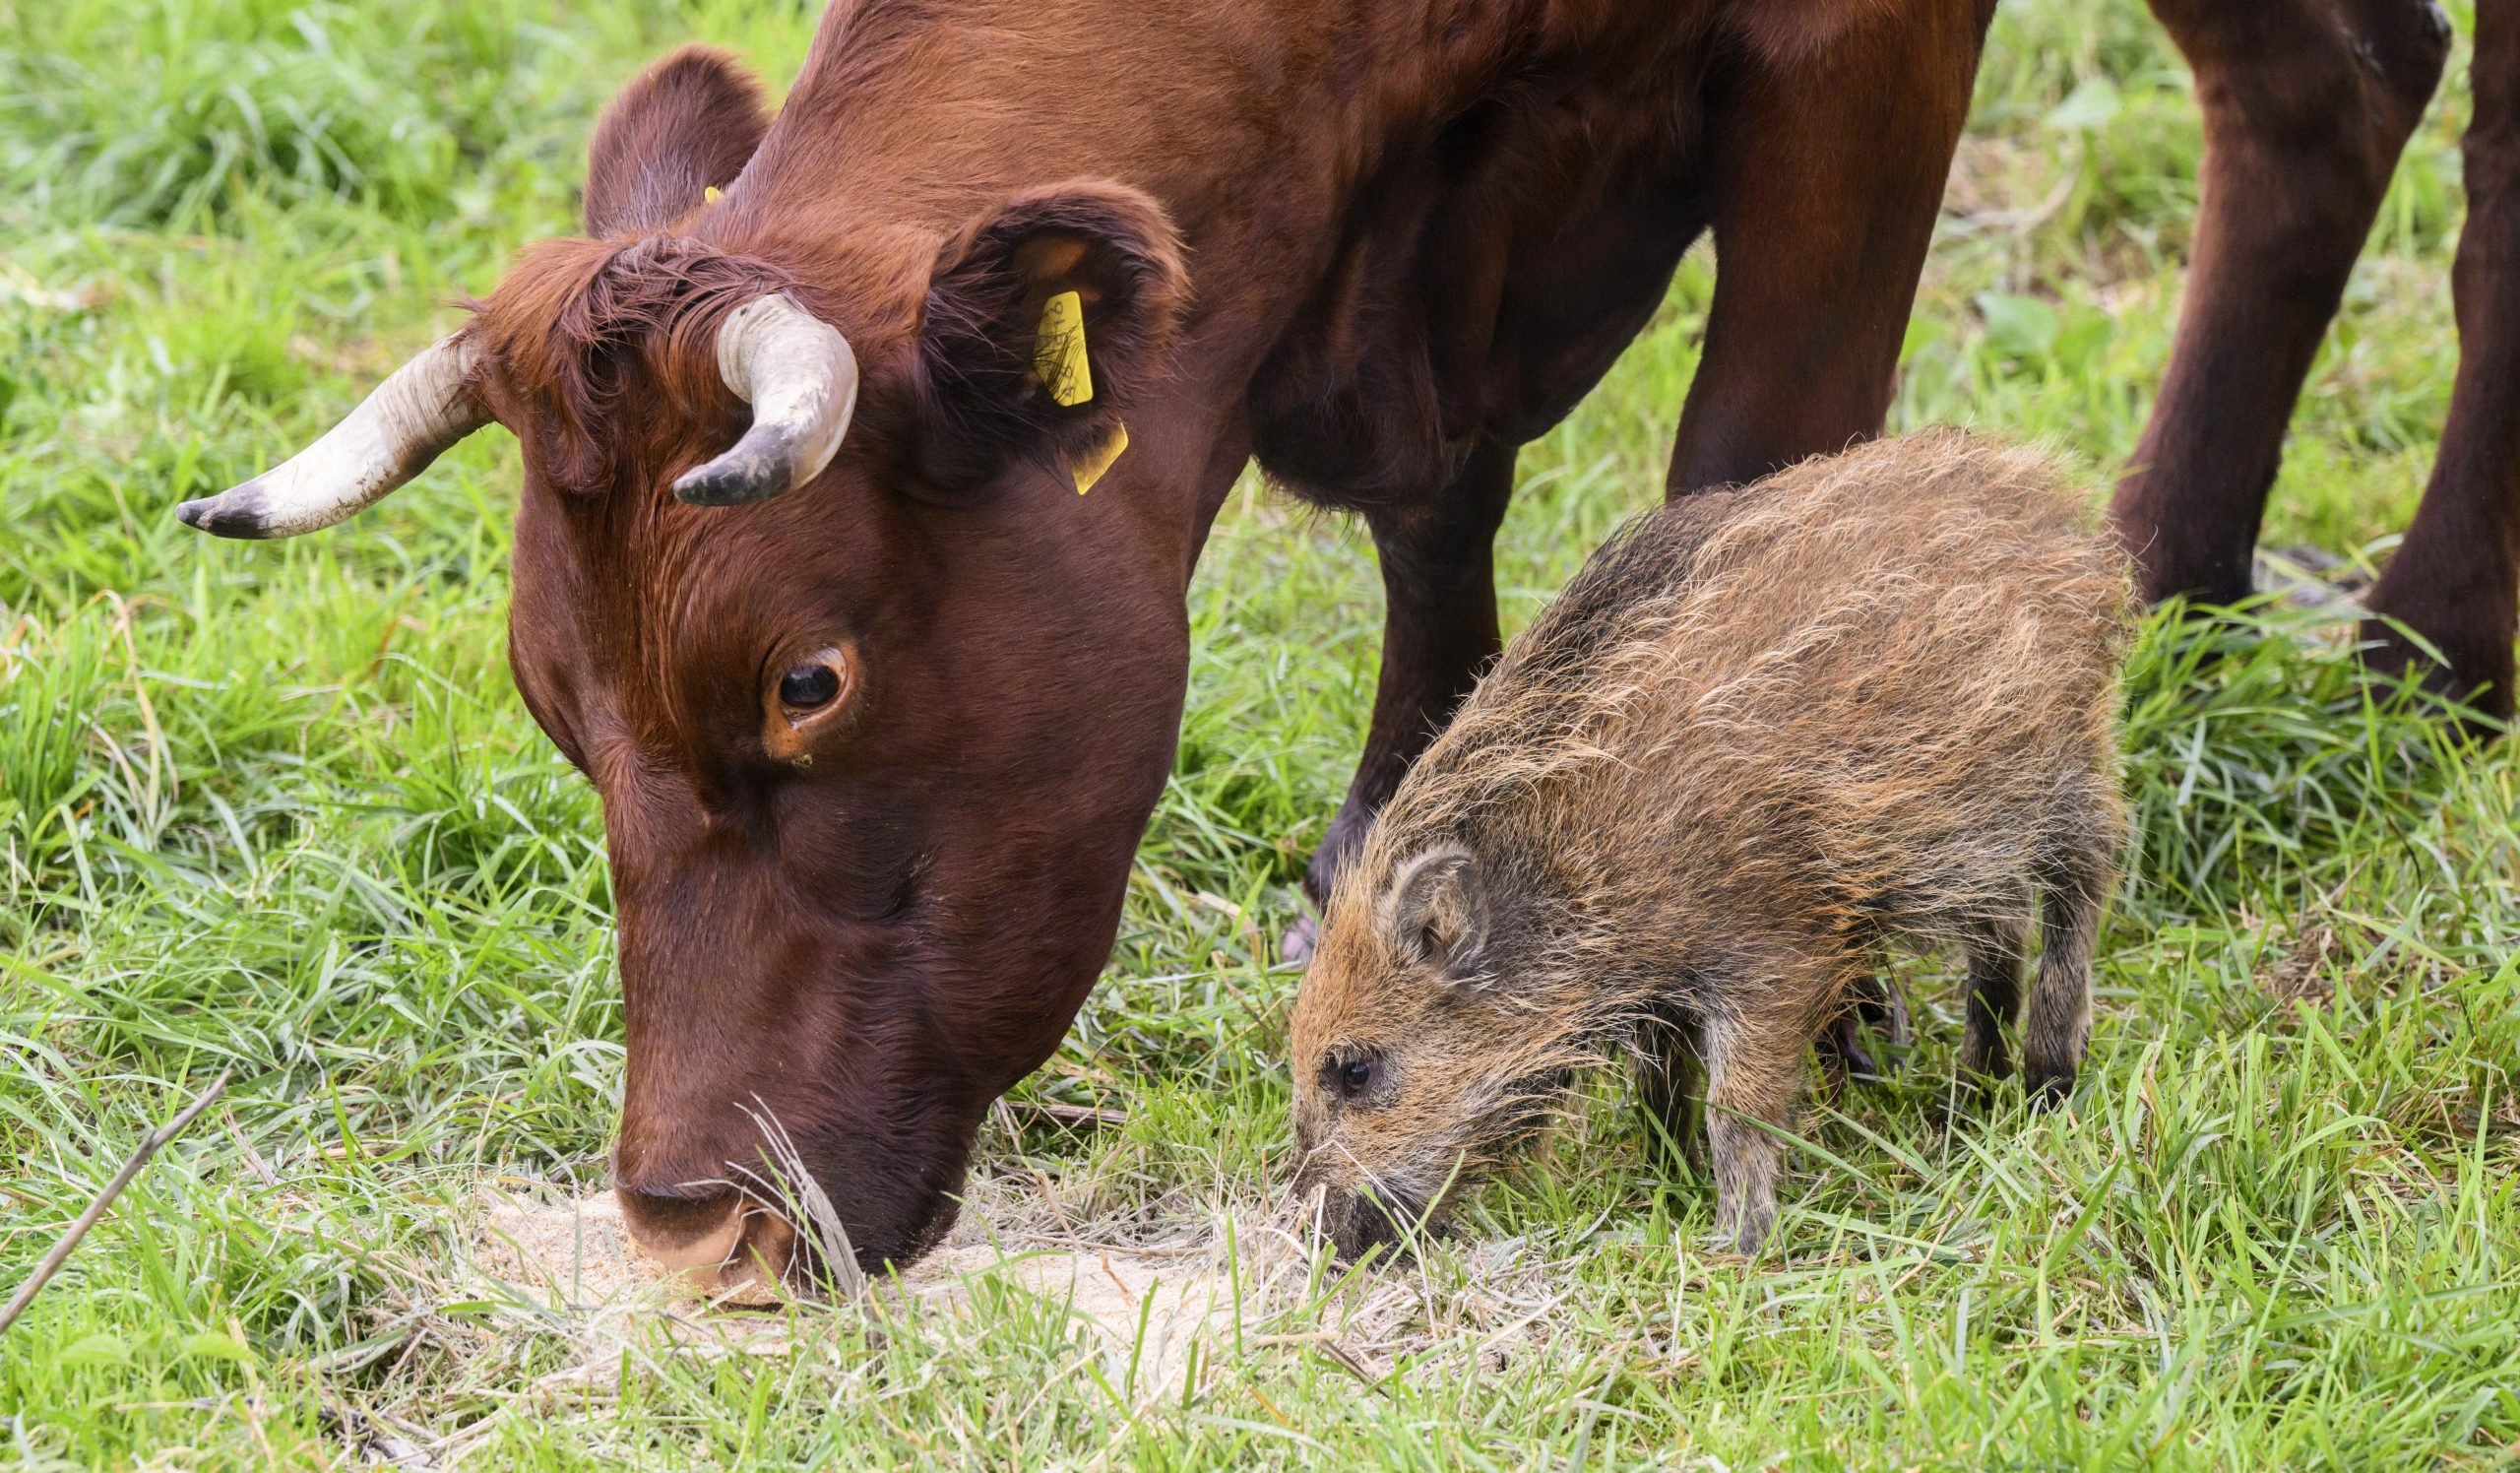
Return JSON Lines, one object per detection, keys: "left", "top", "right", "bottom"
{"left": 2365, "top": 5, "right": 2520, "bottom": 725}
{"left": 2110, "top": 0, "right": 2450, "bottom": 604}
{"left": 1288, "top": 439, "right": 1517, "bottom": 958}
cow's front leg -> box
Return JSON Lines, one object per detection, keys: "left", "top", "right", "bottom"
{"left": 2110, "top": 0, "right": 2449, "bottom": 606}
{"left": 2365, "top": 4, "right": 2520, "bottom": 727}
{"left": 1285, "top": 440, "right": 1516, "bottom": 962}
{"left": 1667, "top": 1, "right": 1991, "bottom": 492}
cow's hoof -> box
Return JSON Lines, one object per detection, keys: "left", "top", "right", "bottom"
{"left": 2357, "top": 614, "right": 2514, "bottom": 735}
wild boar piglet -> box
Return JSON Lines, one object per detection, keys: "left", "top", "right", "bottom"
{"left": 1289, "top": 430, "right": 2135, "bottom": 1258}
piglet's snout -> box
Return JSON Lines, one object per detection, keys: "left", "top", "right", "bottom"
{"left": 1335, "top": 1191, "right": 1414, "bottom": 1259}
{"left": 1296, "top": 1171, "right": 1425, "bottom": 1261}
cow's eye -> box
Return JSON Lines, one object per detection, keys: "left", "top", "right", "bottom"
{"left": 780, "top": 663, "right": 842, "bottom": 710}
{"left": 764, "top": 648, "right": 854, "bottom": 762}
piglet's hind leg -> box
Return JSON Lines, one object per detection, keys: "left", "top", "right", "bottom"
{"left": 2024, "top": 869, "right": 2105, "bottom": 1110}
{"left": 1703, "top": 1013, "right": 1807, "bottom": 1257}
{"left": 1958, "top": 913, "right": 2029, "bottom": 1096}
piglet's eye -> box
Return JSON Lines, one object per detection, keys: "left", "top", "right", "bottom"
{"left": 780, "top": 663, "right": 842, "bottom": 710}
{"left": 1323, "top": 1053, "right": 1380, "bottom": 1101}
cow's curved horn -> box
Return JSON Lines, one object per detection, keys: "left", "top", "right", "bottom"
{"left": 672, "top": 293, "right": 857, "bottom": 507}
{"left": 175, "top": 335, "right": 488, "bottom": 539}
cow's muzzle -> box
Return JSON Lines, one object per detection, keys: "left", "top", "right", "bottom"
{"left": 614, "top": 1178, "right": 803, "bottom": 1287}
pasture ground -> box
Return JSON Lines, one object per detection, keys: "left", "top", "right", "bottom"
{"left": 4, "top": 0, "right": 2517, "bottom": 1466}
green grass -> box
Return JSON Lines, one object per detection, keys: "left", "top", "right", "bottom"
{"left": 4, "top": 0, "right": 2516, "bottom": 1466}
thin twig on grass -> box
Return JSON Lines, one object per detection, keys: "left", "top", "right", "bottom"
{"left": 0, "top": 1068, "right": 231, "bottom": 1337}
{"left": 318, "top": 1398, "right": 440, "bottom": 1471}
{"left": 1310, "top": 1337, "right": 1389, "bottom": 1395}
{"left": 999, "top": 1100, "right": 1131, "bottom": 1131}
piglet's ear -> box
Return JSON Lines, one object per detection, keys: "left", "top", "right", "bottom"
{"left": 912, "top": 180, "right": 1187, "bottom": 491}
{"left": 1385, "top": 846, "right": 1490, "bottom": 979}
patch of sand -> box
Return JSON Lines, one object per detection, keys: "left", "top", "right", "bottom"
{"left": 471, "top": 1186, "right": 1258, "bottom": 1397}
{"left": 921, "top": 1240, "right": 1245, "bottom": 1395}
{"left": 464, "top": 1169, "right": 1586, "bottom": 1409}
{"left": 476, "top": 1187, "right": 775, "bottom": 1309}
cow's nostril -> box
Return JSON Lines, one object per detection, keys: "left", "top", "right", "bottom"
{"left": 614, "top": 1179, "right": 747, "bottom": 1271}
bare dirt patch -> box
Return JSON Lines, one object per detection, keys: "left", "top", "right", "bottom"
{"left": 463, "top": 1176, "right": 1573, "bottom": 1407}
{"left": 2262, "top": 925, "right": 2341, "bottom": 1007}
{"left": 471, "top": 1183, "right": 1291, "bottom": 1399}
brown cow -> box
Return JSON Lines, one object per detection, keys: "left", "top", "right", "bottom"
{"left": 2118, "top": 0, "right": 2519, "bottom": 726}
{"left": 176, "top": 0, "right": 1996, "bottom": 1280}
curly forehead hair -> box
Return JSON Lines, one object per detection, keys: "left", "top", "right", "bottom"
{"left": 470, "top": 234, "right": 796, "bottom": 494}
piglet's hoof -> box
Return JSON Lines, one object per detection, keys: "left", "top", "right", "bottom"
{"left": 1280, "top": 914, "right": 1321, "bottom": 966}
{"left": 1821, "top": 1015, "right": 1881, "bottom": 1080}
{"left": 1815, "top": 1017, "right": 1875, "bottom": 1104}
{"left": 1815, "top": 979, "right": 1910, "bottom": 1101}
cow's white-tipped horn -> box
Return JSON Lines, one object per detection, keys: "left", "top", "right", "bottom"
{"left": 175, "top": 334, "right": 488, "bottom": 539}
{"left": 672, "top": 293, "right": 857, "bottom": 507}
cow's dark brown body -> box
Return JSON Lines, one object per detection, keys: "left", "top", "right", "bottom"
{"left": 2119, "top": 0, "right": 2519, "bottom": 725}
{"left": 467, "top": 0, "right": 1995, "bottom": 1277}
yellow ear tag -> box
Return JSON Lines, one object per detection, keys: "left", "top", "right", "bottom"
{"left": 703, "top": 185, "right": 723, "bottom": 203}
{"left": 1068, "top": 419, "right": 1128, "bottom": 494}
{"left": 1033, "top": 289, "right": 1094, "bottom": 408}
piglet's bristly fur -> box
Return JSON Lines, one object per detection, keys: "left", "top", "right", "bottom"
{"left": 1289, "top": 430, "right": 2137, "bottom": 1260}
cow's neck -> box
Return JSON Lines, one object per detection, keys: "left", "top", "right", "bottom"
{"left": 722, "top": 0, "right": 1713, "bottom": 571}
{"left": 745, "top": 0, "right": 1683, "bottom": 313}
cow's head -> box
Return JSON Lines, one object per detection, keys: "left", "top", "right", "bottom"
{"left": 178, "top": 47, "right": 1195, "bottom": 1281}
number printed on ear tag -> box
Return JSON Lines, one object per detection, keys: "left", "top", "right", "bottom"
{"left": 1069, "top": 420, "right": 1128, "bottom": 494}
{"left": 1034, "top": 289, "right": 1094, "bottom": 408}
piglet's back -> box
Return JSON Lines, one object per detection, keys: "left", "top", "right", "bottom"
{"left": 1373, "top": 430, "right": 2134, "bottom": 918}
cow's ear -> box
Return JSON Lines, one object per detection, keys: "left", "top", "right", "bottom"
{"left": 912, "top": 181, "right": 1187, "bottom": 491}
{"left": 584, "top": 45, "right": 769, "bottom": 236}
